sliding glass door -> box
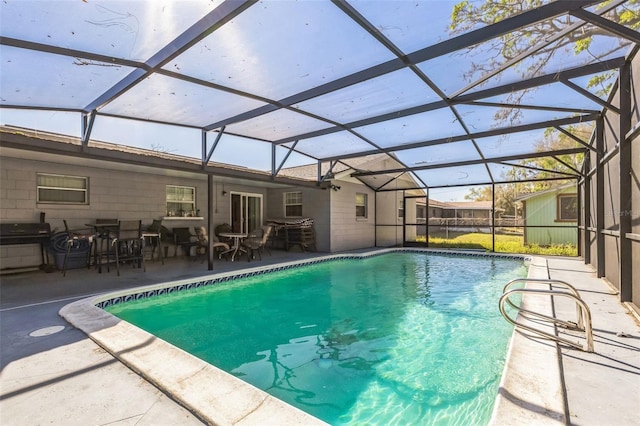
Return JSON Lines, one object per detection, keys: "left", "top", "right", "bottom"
{"left": 230, "top": 192, "right": 263, "bottom": 234}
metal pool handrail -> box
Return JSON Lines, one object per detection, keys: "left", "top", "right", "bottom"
{"left": 500, "top": 278, "right": 594, "bottom": 352}
{"left": 503, "top": 278, "right": 586, "bottom": 330}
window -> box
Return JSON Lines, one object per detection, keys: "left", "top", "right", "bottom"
{"left": 398, "top": 199, "right": 404, "bottom": 218}
{"left": 557, "top": 194, "right": 577, "bottom": 221}
{"left": 37, "top": 173, "right": 88, "bottom": 204}
{"left": 166, "top": 185, "right": 196, "bottom": 217}
{"left": 356, "top": 192, "right": 368, "bottom": 218}
{"left": 284, "top": 191, "right": 302, "bottom": 217}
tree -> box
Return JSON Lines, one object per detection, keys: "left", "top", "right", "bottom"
{"left": 464, "top": 183, "right": 522, "bottom": 216}
{"left": 507, "top": 123, "right": 592, "bottom": 190}
{"left": 465, "top": 123, "right": 593, "bottom": 211}
{"left": 450, "top": 0, "right": 640, "bottom": 121}
{"left": 451, "top": 2, "right": 622, "bottom": 204}
{"left": 464, "top": 176, "right": 538, "bottom": 216}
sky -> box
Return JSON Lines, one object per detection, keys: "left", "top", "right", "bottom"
{"left": 0, "top": 0, "right": 627, "bottom": 201}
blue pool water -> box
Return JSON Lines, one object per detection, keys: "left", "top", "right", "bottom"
{"left": 106, "top": 252, "right": 527, "bottom": 425}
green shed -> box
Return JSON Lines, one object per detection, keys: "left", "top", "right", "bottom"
{"left": 516, "top": 185, "right": 577, "bottom": 246}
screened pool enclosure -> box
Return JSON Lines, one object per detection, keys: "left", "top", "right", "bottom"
{"left": 1, "top": 0, "right": 639, "bottom": 307}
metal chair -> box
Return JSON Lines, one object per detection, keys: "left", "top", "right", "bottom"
{"left": 112, "top": 220, "right": 145, "bottom": 276}
{"left": 93, "top": 219, "right": 118, "bottom": 273}
{"left": 241, "top": 227, "right": 265, "bottom": 261}
{"left": 193, "top": 226, "right": 230, "bottom": 263}
{"left": 143, "top": 219, "right": 164, "bottom": 264}
{"left": 61, "top": 220, "right": 95, "bottom": 276}
{"left": 214, "top": 223, "right": 234, "bottom": 246}
{"left": 172, "top": 227, "right": 198, "bottom": 257}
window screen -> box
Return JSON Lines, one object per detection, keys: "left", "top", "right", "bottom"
{"left": 37, "top": 173, "right": 88, "bottom": 204}
{"left": 356, "top": 192, "right": 368, "bottom": 218}
{"left": 167, "top": 185, "right": 196, "bottom": 217}
{"left": 557, "top": 194, "right": 577, "bottom": 221}
{"left": 284, "top": 191, "right": 303, "bottom": 217}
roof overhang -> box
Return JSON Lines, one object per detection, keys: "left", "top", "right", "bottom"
{"left": 0, "top": 127, "right": 318, "bottom": 189}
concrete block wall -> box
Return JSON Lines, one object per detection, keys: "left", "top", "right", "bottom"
{"left": 0, "top": 154, "right": 215, "bottom": 270}
{"left": 3, "top": 156, "right": 396, "bottom": 263}
{"left": 265, "top": 186, "right": 330, "bottom": 252}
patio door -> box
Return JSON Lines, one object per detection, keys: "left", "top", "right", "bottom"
{"left": 230, "top": 192, "right": 263, "bottom": 234}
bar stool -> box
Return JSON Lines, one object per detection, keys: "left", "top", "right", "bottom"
{"left": 112, "top": 220, "right": 145, "bottom": 276}
{"left": 62, "top": 220, "right": 95, "bottom": 277}
{"left": 142, "top": 219, "right": 164, "bottom": 264}
{"left": 92, "top": 219, "right": 118, "bottom": 273}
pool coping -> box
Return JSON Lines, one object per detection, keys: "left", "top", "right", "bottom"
{"left": 59, "top": 248, "right": 552, "bottom": 425}
{"left": 489, "top": 255, "right": 566, "bottom": 425}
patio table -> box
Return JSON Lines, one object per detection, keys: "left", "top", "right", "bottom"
{"left": 218, "top": 232, "right": 247, "bottom": 261}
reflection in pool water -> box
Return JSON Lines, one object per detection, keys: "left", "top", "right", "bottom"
{"left": 107, "top": 252, "right": 526, "bottom": 425}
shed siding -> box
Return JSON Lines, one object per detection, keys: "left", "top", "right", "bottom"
{"left": 524, "top": 186, "right": 577, "bottom": 245}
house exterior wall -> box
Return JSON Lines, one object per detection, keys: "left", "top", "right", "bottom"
{"left": 375, "top": 191, "right": 402, "bottom": 246}
{"left": 329, "top": 181, "right": 375, "bottom": 252}
{"left": 428, "top": 206, "right": 443, "bottom": 218}
{"left": 523, "top": 186, "right": 578, "bottom": 246}
{"left": 467, "top": 209, "right": 490, "bottom": 218}
{"left": 442, "top": 209, "right": 455, "bottom": 218}
{"left": 0, "top": 153, "right": 273, "bottom": 269}
{"left": 265, "top": 186, "right": 330, "bottom": 252}
{"left": 404, "top": 198, "right": 418, "bottom": 241}
{"left": 0, "top": 149, "right": 382, "bottom": 267}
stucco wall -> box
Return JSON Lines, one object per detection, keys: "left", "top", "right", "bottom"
{"left": 0, "top": 149, "right": 380, "bottom": 267}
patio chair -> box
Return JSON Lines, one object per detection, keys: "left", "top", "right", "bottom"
{"left": 61, "top": 220, "right": 95, "bottom": 276}
{"left": 214, "top": 223, "right": 233, "bottom": 246}
{"left": 243, "top": 225, "right": 273, "bottom": 259}
{"left": 260, "top": 225, "right": 273, "bottom": 257}
{"left": 93, "top": 219, "right": 118, "bottom": 272}
{"left": 241, "top": 227, "right": 267, "bottom": 261}
{"left": 143, "top": 219, "right": 164, "bottom": 264}
{"left": 194, "top": 226, "right": 230, "bottom": 263}
{"left": 112, "top": 220, "right": 145, "bottom": 276}
{"left": 173, "top": 227, "right": 198, "bottom": 258}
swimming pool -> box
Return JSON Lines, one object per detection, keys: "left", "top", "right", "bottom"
{"left": 102, "top": 251, "right": 527, "bottom": 425}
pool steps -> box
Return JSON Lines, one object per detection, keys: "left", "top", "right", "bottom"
{"left": 499, "top": 278, "right": 594, "bottom": 352}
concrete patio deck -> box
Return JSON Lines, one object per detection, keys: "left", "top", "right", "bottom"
{"left": 1, "top": 250, "right": 638, "bottom": 425}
